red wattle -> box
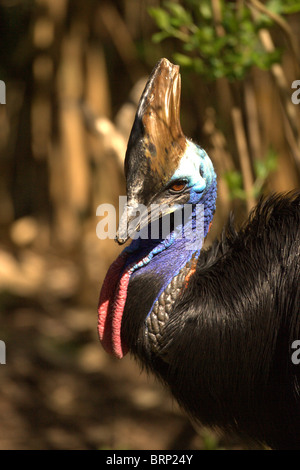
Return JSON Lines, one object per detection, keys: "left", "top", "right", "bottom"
{"left": 98, "top": 252, "right": 129, "bottom": 358}
{"left": 111, "top": 269, "right": 131, "bottom": 358}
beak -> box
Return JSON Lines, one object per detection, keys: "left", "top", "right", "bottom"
{"left": 115, "top": 204, "right": 145, "bottom": 245}
{"left": 115, "top": 200, "right": 183, "bottom": 245}
{"left": 116, "top": 58, "right": 188, "bottom": 245}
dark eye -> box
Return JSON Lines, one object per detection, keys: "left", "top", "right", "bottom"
{"left": 169, "top": 180, "right": 187, "bottom": 193}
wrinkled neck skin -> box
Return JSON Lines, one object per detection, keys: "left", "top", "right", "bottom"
{"left": 121, "top": 179, "right": 217, "bottom": 358}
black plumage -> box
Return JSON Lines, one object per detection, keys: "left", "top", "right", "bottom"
{"left": 122, "top": 192, "right": 300, "bottom": 449}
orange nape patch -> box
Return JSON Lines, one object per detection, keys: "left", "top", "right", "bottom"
{"left": 183, "top": 255, "right": 198, "bottom": 289}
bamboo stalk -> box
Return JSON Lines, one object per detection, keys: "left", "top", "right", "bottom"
{"left": 232, "top": 107, "right": 256, "bottom": 212}
{"left": 211, "top": 0, "right": 225, "bottom": 37}
{"left": 55, "top": 33, "right": 90, "bottom": 244}
{"left": 96, "top": 2, "right": 141, "bottom": 83}
{"left": 203, "top": 107, "right": 232, "bottom": 226}
{"left": 244, "top": 78, "right": 262, "bottom": 161}
{"left": 82, "top": 104, "right": 126, "bottom": 172}
{"left": 85, "top": 45, "right": 111, "bottom": 119}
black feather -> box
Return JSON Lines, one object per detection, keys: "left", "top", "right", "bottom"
{"left": 123, "top": 191, "right": 300, "bottom": 449}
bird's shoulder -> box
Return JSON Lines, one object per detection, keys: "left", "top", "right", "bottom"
{"left": 198, "top": 190, "right": 300, "bottom": 271}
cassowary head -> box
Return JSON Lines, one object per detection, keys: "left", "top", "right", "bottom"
{"left": 98, "top": 58, "right": 217, "bottom": 359}
{"left": 117, "top": 58, "right": 216, "bottom": 244}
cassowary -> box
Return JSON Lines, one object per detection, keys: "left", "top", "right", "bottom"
{"left": 98, "top": 58, "right": 300, "bottom": 450}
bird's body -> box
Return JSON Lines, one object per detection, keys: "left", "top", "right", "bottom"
{"left": 98, "top": 59, "right": 300, "bottom": 449}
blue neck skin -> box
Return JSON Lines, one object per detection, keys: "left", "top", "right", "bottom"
{"left": 120, "top": 178, "right": 217, "bottom": 319}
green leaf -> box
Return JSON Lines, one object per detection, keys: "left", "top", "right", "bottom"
{"left": 172, "top": 52, "right": 194, "bottom": 67}
{"left": 266, "top": 0, "right": 284, "bottom": 14}
{"left": 148, "top": 1, "right": 287, "bottom": 82}
{"left": 253, "top": 149, "right": 278, "bottom": 198}
{"left": 193, "top": 57, "right": 205, "bottom": 74}
{"left": 148, "top": 7, "right": 171, "bottom": 31}
{"left": 152, "top": 31, "right": 171, "bottom": 43}
{"left": 254, "top": 160, "right": 268, "bottom": 180}
{"left": 164, "top": 1, "right": 192, "bottom": 26}
{"left": 224, "top": 170, "right": 246, "bottom": 200}
{"left": 201, "top": 430, "right": 221, "bottom": 450}
{"left": 265, "top": 148, "right": 278, "bottom": 172}
{"left": 198, "top": 1, "right": 212, "bottom": 20}
{"left": 282, "top": 3, "right": 300, "bottom": 14}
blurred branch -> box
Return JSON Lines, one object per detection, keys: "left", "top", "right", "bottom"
{"left": 244, "top": 78, "right": 262, "bottom": 161}
{"left": 211, "top": 0, "right": 225, "bottom": 37}
{"left": 232, "top": 107, "right": 256, "bottom": 212}
{"left": 97, "top": 3, "right": 141, "bottom": 83}
{"left": 81, "top": 103, "right": 126, "bottom": 172}
{"left": 247, "top": 0, "right": 300, "bottom": 66}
